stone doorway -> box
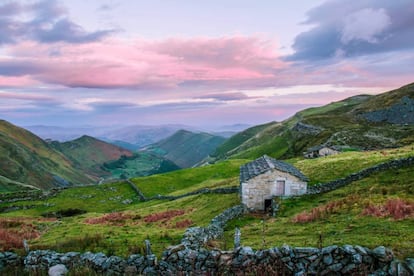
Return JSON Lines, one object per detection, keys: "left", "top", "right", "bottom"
{"left": 264, "top": 199, "right": 272, "bottom": 213}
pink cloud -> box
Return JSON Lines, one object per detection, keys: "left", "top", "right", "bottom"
{"left": 0, "top": 75, "right": 41, "bottom": 88}
{"left": 4, "top": 36, "right": 284, "bottom": 90}
{"left": 2, "top": 36, "right": 411, "bottom": 96}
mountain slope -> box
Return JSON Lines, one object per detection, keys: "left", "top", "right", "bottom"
{"left": 0, "top": 120, "right": 94, "bottom": 191}
{"left": 212, "top": 121, "right": 275, "bottom": 159}
{"left": 216, "top": 83, "right": 414, "bottom": 160}
{"left": 51, "top": 135, "right": 133, "bottom": 177}
{"left": 146, "top": 130, "right": 226, "bottom": 168}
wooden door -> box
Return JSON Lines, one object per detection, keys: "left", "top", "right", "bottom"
{"left": 276, "top": 180, "right": 285, "bottom": 195}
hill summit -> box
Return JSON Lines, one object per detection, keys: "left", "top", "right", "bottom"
{"left": 213, "top": 83, "right": 414, "bottom": 160}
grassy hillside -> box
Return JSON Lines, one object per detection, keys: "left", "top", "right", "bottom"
{"left": 146, "top": 130, "right": 226, "bottom": 168}
{"left": 212, "top": 122, "right": 275, "bottom": 158}
{"left": 51, "top": 135, "right": 133, "bottom": 177}
{"left": 223, "top": 166, "right": 414, "bottom": 258}
{"left": 130, "top": 159, "right": 246, "bottom": 197}
{"left": 0, "top": 179, "right": 240, "bottom": 256}
{"left": 0, "top": 144, "right": 412, "bottom": 258}
{"left": 0, "top": 120, "right": 94, "bottom": 191}
{"left": 214, "top": 83, "right": 414, "bottom": 160}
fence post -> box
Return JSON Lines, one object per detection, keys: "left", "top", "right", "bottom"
{"left": 234, "top": 227, "right": 241, "bottom": 249}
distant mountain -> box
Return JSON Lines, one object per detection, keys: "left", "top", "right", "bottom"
{"left": 211, "top": 123, "right": 251, "bottom": 132}
{"left": 0, "top": 120, "right": 94, "bottom": 191}
{"left": 213, "top": 83, "right": 414, "bottom": 160}
{"left": 146, "top": 130, "right": 226, "bottom": 168}
{"left": 26, "top": 124, "right": 199, "bottom": 149}
{"left": 99, "top": 124, "right": 199, "bottom": 149}
{"left": 24, "top": 125, "right": 112, "bottom": 142}
{"left": 50, "top": 135, "right": 133, "bottom": 177}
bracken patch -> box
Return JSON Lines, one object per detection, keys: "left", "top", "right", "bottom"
{"left": 362, "top": 198, "right": 414, "bottom": 220}
{"left": 0, "top": 218, "right": 50, "bottom": 250}
{"left": 144, "top": 209, "right": 186, "bottom": 223}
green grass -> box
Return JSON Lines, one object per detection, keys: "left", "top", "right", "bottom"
{"left": 0, "top": 162, "right": 242, "bottom": 256}
{"left": 0, "top": 182, "right": 138, "bottom": 217}
{"left": 1, "top": 191, "right": 239, "bottom": 257}
{"left": 131, "top": 159, "right": 246, "bottom": 197}
{"left": 292, "top": 144, "right": 414, "bottom": 185}
{"left": 212, "top": 122, "right": 275, "bottom": 158}
{"left": 1, "top": 144, "right": 413, "bottom": 258}
{"left": 222, "top": 166, "right": 414, "bottom": 258}
{"left": 104, "top": 152, "right": 180, "bottom": 179}
{"left": 232, "top": 136, "right": 289, "bottom": 160}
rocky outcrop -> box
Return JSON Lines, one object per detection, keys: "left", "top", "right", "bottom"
{"left": 363, "top": 96, "right": 414, "bottom": 125}
{"left": 292, "top": 122, "right": 323, "bottom": 135}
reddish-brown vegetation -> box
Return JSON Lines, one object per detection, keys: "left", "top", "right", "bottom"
{"left": 84, "top": 212, "right": 135, "bottom": 225}
{"left": 144, "top": 210, "right": 185, "bottom": 223}
{"left": 174, "top": 219, "right": 193, "bottom": 228}
{"left": 0, "top": 218, "right": 49, "bottom": 250}
{"left": 362, "top": 198, "right": 414, "bottom": 220}
{"left": 292, "top": 196, "right": 359, "bottom": 223}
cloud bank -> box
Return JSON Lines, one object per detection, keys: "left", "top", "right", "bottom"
{"left": 0, "top": 0, "right": 413, "bottom": 127}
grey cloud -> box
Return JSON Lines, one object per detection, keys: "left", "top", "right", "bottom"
{"left": 288, "top": 0, "right": 414, "bottom": 61}
{"left": 195, "top": 92, "right": 251, "bottom": 101}
{"left": 89, "top": 102, "right": 137, "bottom": 112}
{"left": 0, "top": 2, "right": 21, "bottom": 17}
{"left": 0, "top": 92, "right": 55, "bottom": 102}
{"left": 0, "top": 60, "right": 44, "bottom": 76}
{"left": 32, "top": 18, "right": 113, "bottom": 43}
{"left": 0, "top": 0, "right": 113, "bottom": 44}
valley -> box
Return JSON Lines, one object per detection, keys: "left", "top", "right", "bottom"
{"left": 0, "top": 143, "right": 413, "bottom": 259}
{"left": 0, "top": 84, "right": 413, "bottom": 274}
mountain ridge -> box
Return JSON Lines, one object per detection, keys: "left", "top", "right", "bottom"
{"left": 146, "top": 129, "right": 226, "bottom": 168}
{"left": 0, "top": 120, "right": 95, "bottom": 191}
{"left": 213, "top": 83, "right": 414, "bottom": 160}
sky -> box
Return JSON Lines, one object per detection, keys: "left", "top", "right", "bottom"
{"left": 0, "top": 0, "right": 413, "bottom": 128}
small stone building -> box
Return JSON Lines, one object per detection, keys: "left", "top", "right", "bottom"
{"left": 240, "top": 155, "right": 308, "bottom": 211}
{"left": 303, "top": 145, "right": 340, "bottom": 159}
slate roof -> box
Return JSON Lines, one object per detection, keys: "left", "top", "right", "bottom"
{"left": 240, "top": 155, "right": 308, "bottom": 183}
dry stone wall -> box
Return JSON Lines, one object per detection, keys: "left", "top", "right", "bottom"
{"left": 3, "top": 245, "right": 413, "bottom": 275}
{"left": 307, "top": 156, "right": 414, "bottom": 195}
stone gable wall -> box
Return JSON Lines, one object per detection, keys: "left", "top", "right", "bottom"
{"left": 241, "top": 170, "right": 307, "bottom": 210}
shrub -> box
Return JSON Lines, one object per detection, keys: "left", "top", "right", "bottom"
{"left": 0, "top": 218, "right": 41, "bottom": 250}
{"left": 292, "top": 196, "right": 360, "bottom": 223}
{"left": 362, "top": 198, "right": 414, "bottom": 220}
{"left": 144, "top": 210, "right": 185, "bottom": 223}
{"left": 174, "top": 219, "right": 193, "bottom": 228}
{"left": 41, "top": 208, "right": 87, "bottom": 218}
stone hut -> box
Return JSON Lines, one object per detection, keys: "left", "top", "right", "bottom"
{"left": 240, "top": 155, "right": 308, "bottom": 211}
{"left": 303, "top": 145, "right": 340, "bottom": 159}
